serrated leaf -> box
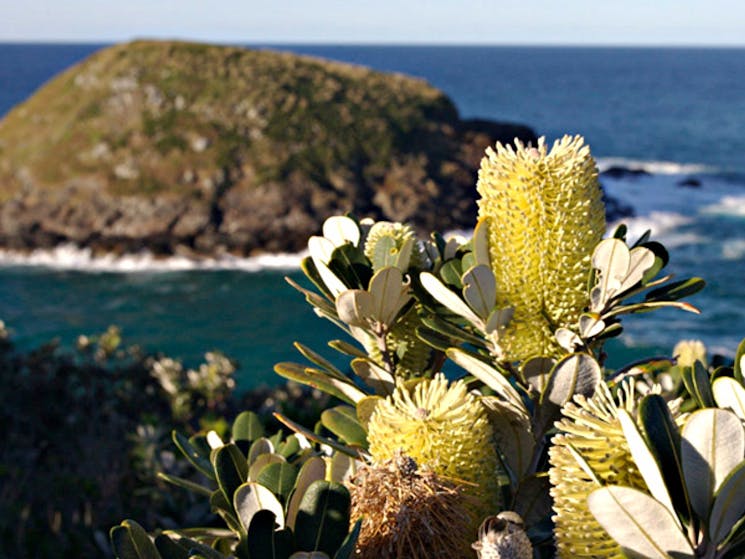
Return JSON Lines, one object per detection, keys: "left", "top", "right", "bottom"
{"left": 321, "top": 406, "right": 368, "bottom": 447}
{"left": 420, "top": 271, "right": 483, "bottom": 328}
{"left": 709, "top": 461, "right": 745, "bottom": 545}
{"left": 447, "top": 348, "right": 525, "bottom": 412}
{"left": 322, "top": 216, "right": 360, "bottom": 248}
{"left": 618, "top": 409, "right": 680, "bottom": 527}
{"left": 462, "top": 264, "right": 496, "bottom": 319}
{"left": 713, "top": 377, "right": 745, "bottom": 421}
{"left": 234, "top": 482, "right": 285, "bottom": 532}
{"left": 587, "top": 486, "right": 694, "bottom": 559}
{"left": 682, "top": 408, "right": 745, "bottom": 521}
{"left": 232, "top": 411, "right": 265, "bottom": 443}
{"left": 543, "top": 353, "right": 601, "bottom": 407}
{"left": 294, "top": 481, "right": 350, "bottom": 555}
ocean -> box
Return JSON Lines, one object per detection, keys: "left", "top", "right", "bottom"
{"left": 1, "top": 44, "right": 744, "bottom": 386}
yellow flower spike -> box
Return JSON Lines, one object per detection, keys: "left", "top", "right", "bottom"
{"left": 477, "top": 135, "right": 605, "bottom": 362}
{"left": 367, "top": 374, "right": 502, "bottom": 528}
{"left": 549, "top": 382, "right": 660, "bottom": 559}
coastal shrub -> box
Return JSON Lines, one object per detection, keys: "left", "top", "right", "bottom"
{"left": 109, "top": 134, "right": 745, "bottom": 559}
{"left": 0, "top": 322, "right": 329, "bottom": 559}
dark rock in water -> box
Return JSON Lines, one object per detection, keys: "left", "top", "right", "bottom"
{"left": 677, "top": 176, "right": 702, "bottom": 188}
{"left": 601, "top": 166, "right": 651, "bottom": 179}
{"left": 601, "top": 186, "right": 635, "bottom": 222}
{"left": 0, "top": 40, "right": 538, "bottom": 257}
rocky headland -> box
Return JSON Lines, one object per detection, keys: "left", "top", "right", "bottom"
{"left": 0, "top": 40, "right": 538, "bottom": 257}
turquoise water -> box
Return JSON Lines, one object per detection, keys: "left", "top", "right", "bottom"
{"left": 1, "top": 45, "right": 744, "bottom": 386}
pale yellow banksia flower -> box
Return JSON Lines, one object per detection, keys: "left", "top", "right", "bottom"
{"left": 477, "top": 135, "right": 605, "bottom": 362}
{"left": 367, "top": 374, "right": 502, "bottom": 525}
{"left": 548, "top": 382, "right": 648, "bottom": 559}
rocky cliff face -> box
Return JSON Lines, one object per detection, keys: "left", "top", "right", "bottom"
{"left": 0, "top": 41, "right": 536, "bottom": 256}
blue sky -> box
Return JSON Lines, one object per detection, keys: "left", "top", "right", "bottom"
{"left": 2, "top": 0, "right": 744, "bottom": 45}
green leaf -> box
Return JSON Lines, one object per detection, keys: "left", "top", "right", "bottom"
{"left": 248, "top": 438, "right": 275, "bottom": 466}
{"left": 327, "top": 339, "right": 367, "bottom": 359}
{"left": 587, "top": 486, "right": 694, "bottom": 559}
{"left": 682, "top": 408, "right": 745, "bottom": 521}
{"left": 153, "top": 534, "right": 190, "bottom": 559}
{"left": 713, "top": 377, "right": 745, "bottom": 421}
{"left": 368, "top": 267, "right": 411, "bottom": 326}
{"left": 246, "top": 510, "right": 293, "bottom": 559}
{"left": 110, "top": 520, "right": 161, "bottom": 559}
{"left": 274, "top": 362, "right": 366, "bottom": 405}
{"left": 482, "top": 396, "right": 534, "bottom": 482}
{"left": 521, "top": 357, "right": 555, "bottom": 396}
{"left": 274, "top": 413, "right": 361, "bottom": 458}
{"left": 333, "top": 519, "right": 361, "bottom": 559}
{"left": 322, "top": 216, "right": 360, "bottom": 248}
{"left": 645, "top": 277, "right": 706, "bottom": 302}
{"left": 213, "top": 444, "right": 248, "bottom": 509}
{"left": 472, "top": 217, "right": 491, "bottom": 267}
{"left": 590, "top": 238, "right": 629, "bottom": 311}
{"left": 709, "top": 461, "right": 745, "bottom": 545}
{"left": 172, "top": 431, "right": 214, "bottom": 480}
{"left": 232, "top": 411, "right": 264, "bottom": 443}
{"left": 157, "top": 472, "right": 213, "bottom": 498}
{"left": 287, "top": 457, "right": 327, "bottom": 530}
{"left": 419, "top": 314, "right": 486, "bottom": 346}
{"left": 513, "top": 475, "right": 552, "bottom": 530}
{"left": 618, "top": 409, "right": 680, "bottom": 527}
{"left": 328, "top": 452, "right": 358, "bottom": 484}
{"left": 420, "top": 271, "right": 483, "bottom": 328}
{"left": 294, "top": 481, "right": 350, "bottom": 556}
{"left": 461, "top": 264, "right": 496, "bottom": 319}
{"left": 321, "top": 406, "right": 368, "bottom": 447}
{"left": 234, "top": 482, "right": 285, "bottom": 532}
{"left": 257, "top": 461, "right": 300, "bottom": 502}
{"left": 335, "top": 290, "right": 374, "bottom": 328}
{"left": 350, "top": 359, "right": 394, "bottom": 396}
{"left": 248, "top": 453, "right": 286, "bottom": 482}
{"left": 638, "top": 395, "right": 691, "bottom": 522}
{"left": 293, "top": 343, "right": 348, "bottom": 381}
{"left": 735, "top": 338, "right": 745, "bottom": 384}
{"left": 447, "top": 348, "right": 525, "bottom": 412}
{"left": 543, "top": 353, "right": 601, "bottom": 407}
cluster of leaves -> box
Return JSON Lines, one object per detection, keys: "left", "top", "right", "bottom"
{"left": 112, "top": 411, "right": 360, "bottom": 559}
{"left": 0, "top": 322, "right": 329, "bottom": 559}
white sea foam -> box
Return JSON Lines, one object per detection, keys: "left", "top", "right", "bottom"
{"left": 701, "top": 195, "right": 745, "bottom": 217}
{"left": 596, "top": 157, "right": 713, "bottom": 175}
{"left": 722, "top": 239, "right": 745, "bottom": 260}
{"left": 0, "top": 244, "right": 307, "bottom": 273}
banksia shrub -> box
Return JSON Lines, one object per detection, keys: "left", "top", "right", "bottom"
{"left": 349, "top": 453, "right": 473, "bottom": 558}
{"left": 476, "top": 135, "right": 605, "bottom": 361}
{"left": 472, "top": 512, "right": 534, "bottom": 559}
{"left": 548, "top": 382, "right": 657, "bottom": 558}
{"left": 367, "top": 373, "right": 502, "bottom": 525}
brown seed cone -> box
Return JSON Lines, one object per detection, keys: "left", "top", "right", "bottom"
{"left": 349, "top": 453, "right": 476, "bottom": 559}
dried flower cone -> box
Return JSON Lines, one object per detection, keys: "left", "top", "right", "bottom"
{"left": 367, "top": 374, "right": 502, "bottom": 525}
{"left": 548, "top": 383, "right": 648, "bottom": 558}
{"left": 349, "top": 454, "right": 474, "bottom": 559}
{"left": 476, "top": 135, "right": 605, "bottom": 362}
{"left": 472, "top": 512, "right": 533, "bottom": 559}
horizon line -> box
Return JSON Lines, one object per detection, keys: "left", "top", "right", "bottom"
{"left": 1, "top": 38, "right": 745, "bottom": 49}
